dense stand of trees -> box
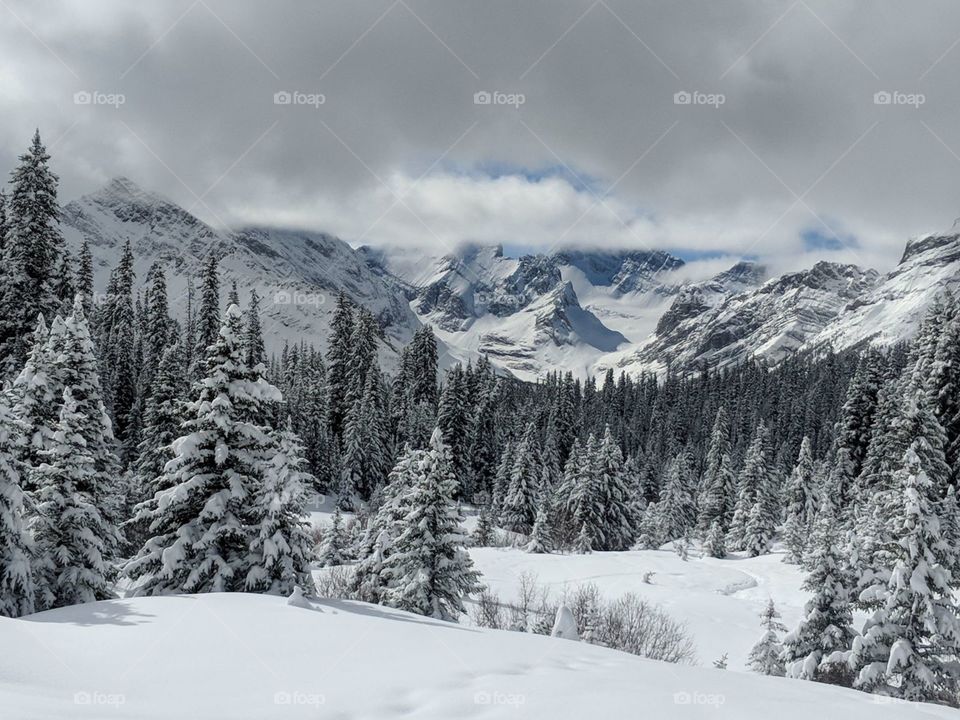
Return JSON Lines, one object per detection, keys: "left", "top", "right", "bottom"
{"left": 0, "top": 131, "right": 957, "bottom": 705}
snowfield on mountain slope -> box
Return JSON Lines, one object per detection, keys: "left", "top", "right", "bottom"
{"left": 2, "top": 592, "right": 956, "bottom": 720}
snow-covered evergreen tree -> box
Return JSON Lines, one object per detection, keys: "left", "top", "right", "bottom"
{"left": 728, "top": 423, "right": 773, "bottom": 550}
{"left": 192, "top": 253, "right": 220, "bottom": 379}
{"left": 318, "top": 507, "right": 349, "bottom": 567}
{"left": 124, "top": 305, "right": 283, "bottom": 595}
{"left": 782, "top": 497, "right": 856, "bottom": 686}
{"left": 697, "top": 407, "right": 732, "bottom": 533}
{"left": 747, "top": 598, "right": 787, "bottom": 676}
{"left": 31, "top": 388, "right": 114, "bottom": 609}
{"left": 704, "top": 518, "right": 726, "bottom": 558}
{"left": 783, "top": 436, "right": 817, "bottom": 564}
{"left": 850, "top": 437, "right": 960, "bottom": 703}
{"left": 500, "top": 422, "right": 541, "bottom": 534}
{"left": 656, "top": 446, "right": 695, "bottom": 542}
{"left": 0, "top": 131, "right": 64, "bottom": 372}
{"left": 245, "top": 421, "right": 315, "bottom": 595}
{"left": 380, "top": 429, "right": 481, "bottom": 620}
{"left": 472, "top": 503, "right": 494, "bottom": 547}
{"left": 526, "top": 501, "right": 553, "bottom": 554}
{"left": 0, "top": 398, "right": 33, "bottom": 617}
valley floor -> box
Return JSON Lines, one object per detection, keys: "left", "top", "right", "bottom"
{"left": 0, "top": 545, "right": 954, "bottom": 719}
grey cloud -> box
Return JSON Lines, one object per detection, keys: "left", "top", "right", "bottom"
{"left": 2, "top": 0, "right": 960, "bottom": 270}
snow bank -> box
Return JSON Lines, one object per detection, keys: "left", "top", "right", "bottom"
{"left": 1, "top": 593, "right": 954, "bottom": 719}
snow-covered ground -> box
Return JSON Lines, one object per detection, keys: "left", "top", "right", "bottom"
{"left": 2, "top": 591, "right": 955, "bottom": 720}
{"left": 470, "top": 546, "right": 808, "bottom": 671}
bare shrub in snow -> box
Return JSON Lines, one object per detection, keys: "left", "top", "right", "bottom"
{"left": 314, "top": 565, "right": 357, "bottom": 600}
{"left": 472, "top": 589, "right": 506, "bottom": 630}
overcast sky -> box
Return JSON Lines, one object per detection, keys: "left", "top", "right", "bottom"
{"left": 3, "top": 0, "right": 960, "bottom": 275}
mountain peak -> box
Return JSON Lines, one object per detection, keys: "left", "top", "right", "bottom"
{"left": 899, "top": 230, "right": 960, "bottom": 266}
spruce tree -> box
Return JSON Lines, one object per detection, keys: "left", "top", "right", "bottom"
{"left": 192, "top": 253, "right": 220, "bottom": 377}
{"left": 782, "top": 497, "right": 856, "bottom": 686}
{"left": 728, "top": 423, "right": 773, "bottom": 550}
{"left": 380, "top": 429, "right": 481, "bottom": 620}
{"left": 124, "top": 306, "right": 282, "bottom": 595}
{"left": 0, "top": 130, "right": 64, "bottom": 372}
{"left": 656, "top": 447, "right": 695, "bottom": 542}
{"left": 500, "top": 422, "right": 541, "bottom": 534}
{"left": 318, "top": 507, "right": 349, "bottom": 567}
{"left": 526, "top": 501, "right": 553, "bottom": 554}
{"left": 851, "top": 438, "right": 960, "bottom": 703}
{"left": 747, "top": 599, "right": 787, "bottom": 676}
{"left": 243, "top": 288, "right": 266, "bottom": 368}
{"left": 595, "top": 425, "right": 635, "bottom": 550}
{"left": 782, "top": 436, "right": 817, "bottom": 563}
{"left": 704, "top": 518, "right": 726, "bottom": 558}
{"left": 0, "top": 398, "right": 34, "bottom": 617}
{"left": 697, "top": 407, "right": 731, "bottom": 533}
{"left": 245, "top": 422, "right": 315, "bottom": 595}
{"left": 31, "top": 388, "right": 114, "bottom": 609}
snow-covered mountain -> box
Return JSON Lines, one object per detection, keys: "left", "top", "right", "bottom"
{"left": 60, "top": 177, "right": 424, "bottom": 368}
{"left": 365, "top": 244, "right": 695, "bottom": 379}
{"left": 605, "top": 261, "right": 879, "bottom": 375}
{"left": 59, "top": 178, "right": 960, "bottom": 379}
{"left": 811, "top": 223, "right": 960, "bottom": 351}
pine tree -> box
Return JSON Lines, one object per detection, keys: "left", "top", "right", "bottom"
{"left": 124, "top": 306, "right": 283, "bottom": 595}
{"left": 437, "top": 365, "right": 470, "bottom": 496}
{"left": 595, "top": 425, "right": 635, "bottom": 550}
{"left": 0, "top": 130, "right": 65, "bottom": 372}
{"left": 656, "top": 447, "right": 695, "bottom": 542}
{"left": 50, "top": 297, "right": 125, "bottom": 541}
{"left": 782, "top": 498, "right": 856, "bottom": 686}
{"left": 697, "top": 407, "right": 731, "bottom": 533}
{"left": 500, "top": 422, "right": 541, "bottom": 534}
{"left": 31, "top": 388, "right": 114, "bottom": 609}
{"left": 243, "top": 288, "right": 266, "bottom": 369}
{"left": 0, "top": 398, "right": 34, "bottom": 617}
{"left": 380, "top": 429, "right": 482, "bottom": 620}
{"left": 326, "top": 293, "right": 354, "bottom": 436}
{"left": 352, "top": 445, "right": 422, "bottom": 604}
{"left": 101, "top": 241, "right": 137, "bottom": 445}
{"left": 472, "top": 503, "right": 494, "bottom": 547}
{"left": 192, "top": 252, "right": 220, "bottom": 377}
{"left": 783, "top": 436, "right": 817, "bottom": 563}
{"left": 526, "top": 501, "right": 553, "bottom": 554}
{"left": 318, "top": 507, "right": 349, "bottom": 567}
{"left": 132, "top": 342, "right": 185, "bottom": 499}
{"left": 728, "top": 423, "right": 773, "bottom": 550}
{"left": 339, "top": 363, "right": 389, "bottom": 506}
{"left": 850, "top": 437, "right": 960, "bottom": 703}
{"left": 747, "top": 598, "right": 787, "bottom": 676}
{"left": 141, "top": 261, "right": 171, "bottom": 392}
{"left": 245, "top": 422, "right": 315, "bottom": 595}
{"left": 10, "top": 315, "right": 58, "bottom": 489}
{"left": 704, "top": 518, "right": 726, "bottom": 558}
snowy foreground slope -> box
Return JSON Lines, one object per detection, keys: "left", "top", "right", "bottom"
{"left": 1, "top": 593, "right": 953, "bottom": 720}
